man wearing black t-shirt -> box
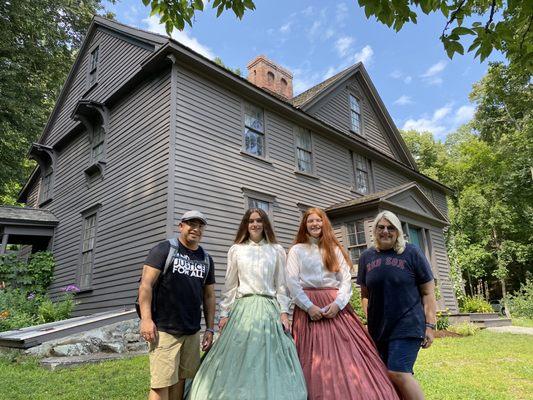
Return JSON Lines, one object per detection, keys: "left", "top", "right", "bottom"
{"left": 138, "top": 210, "right": 216, "bottom": 400}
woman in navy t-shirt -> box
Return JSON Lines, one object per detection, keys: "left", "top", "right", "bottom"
{"left": 357, "top": 210, "right": 437, "bottom": 400}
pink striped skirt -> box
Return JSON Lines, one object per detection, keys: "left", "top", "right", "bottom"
{"left": 292, "top": 288, "right": 400, "bottom": 400}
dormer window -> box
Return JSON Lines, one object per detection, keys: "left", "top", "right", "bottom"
{"left": 88, "top": 46, "right": 99, "bottom": 87}
{"left": 349, "top": 94, "right": 362, "bottom": 135}
{"left": 29, "top": 144, "right": 56, "bottom": 206}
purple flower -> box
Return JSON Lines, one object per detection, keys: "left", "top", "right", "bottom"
{"left": 64, "top": 284, "right": 80, "bottom": 292}
{"left": 27, "top": 293, "right": 35, "bottom": 300}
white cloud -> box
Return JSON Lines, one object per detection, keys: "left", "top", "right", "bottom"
{"left": 422, "top": 60, "right": 447, "bottom": 77}
{"left": 302, "top": 6, "right": 314, "bottom": 17}
{"left": 308, "top": 20, "right": 322, "bottom": 40}
{"left": 335, "top": 36, "right": 355, "bottom": 57}
{"left": 394, "top": 95, "right": 413, "bottom": 106}
{"left": 353, "top": 45, "right": 373, "bottom": 65}
{"left": 325, "top": 29, "right": 335, "bottom": 39}
{"left": 292, "top": 67, "right": 322, "bottom": 95}
{"left": 336, "top": 3, "right": 349, "bottom": 22}
{"left": 404, "top": 76, "right": 412, "bottom": 84}
{"left": 454, "top": 105, "right": 475, "bottom": 124}
{"left": 143, "top": 16, "right": 214, "bottom": 59}
{"left": 279, "top": 22, "right": 292, "bottom": 34}
{"left": 323, "top": 66, "right": 338, "bottom": 80}
{"left": 433, "top": 104, "right": 453, "bottom": 120}
{"left": 402, "top": 103, "right": 454, "bottom": 137}
{"left": 390, "top": 70, "right": 402, "bottom": 79}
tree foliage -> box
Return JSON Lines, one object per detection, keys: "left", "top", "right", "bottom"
{"left": 145, "top": 0, "right": 532, "bottom": 71}
{"left": 401, "top": 62, "right": 533, "bottom": 299}
{"left": 144, "top": 0, "right": 255, "bottom": 33}
{"left": 357, "top": 0, "right": 533, "bottom": 71}
{"left": 0, "top": 0, "right": 112, "bottom": 204}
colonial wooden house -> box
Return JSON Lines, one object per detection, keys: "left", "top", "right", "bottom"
{"left": 4, "top": 16, "right": 458, "bottom": 315}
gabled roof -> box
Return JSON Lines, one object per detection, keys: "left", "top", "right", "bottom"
{"left": 291, "top": 63, "right": 417, "bottom": 170}
{"left": 327, "top": 182, "right": 449, "bottom": 225}
{"left": 292, "top": 64, "right": 359, "bottom": 108}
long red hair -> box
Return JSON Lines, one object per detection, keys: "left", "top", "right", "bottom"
{"left": 293, "top": 207, "right": 352, "bottom": 272}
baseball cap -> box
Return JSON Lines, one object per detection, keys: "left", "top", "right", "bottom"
{"left": 181, "top": 210, "right": 207, "bottom": 225}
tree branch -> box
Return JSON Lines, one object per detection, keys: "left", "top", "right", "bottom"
{"left": 442, "top": 0, "right": 466, "bottom": 37}
{"left": 484, "top": 0, "right": 497, "bottom": 33}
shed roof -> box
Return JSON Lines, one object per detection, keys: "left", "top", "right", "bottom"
{"left": 0, "top": 206, "right": 59, "bottom": 225}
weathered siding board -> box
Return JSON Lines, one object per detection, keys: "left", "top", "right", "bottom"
{"left": 44, "top": 29, "right": 153, "bottom": 147}
{"left": 373, "top": 163, "right": 411, "bottom": 192}
{"left": 25, "top": 177, "right": 41, "bottom": 208}
{"left": 43, "top": 73, "right": 171, "bottom": 315}
{"left": 430, "top": 227, "right": 458, "bottom": 312}
{"left": 310, "top": 77, "right": 397, "bottom": 159}
{"left": 174, "top": 66, "right": 363, "bottom": 299}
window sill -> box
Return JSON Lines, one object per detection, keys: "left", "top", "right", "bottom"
{"left": 76, "top": 287, "right": 93, "bottom": 294}
{"left": 349, "top": 186, "right": 372, "bottom": 196}
{"left": 39, "top": 198, "right": 53, "bottom": 208}
{"left": 349, "top": 130, "right": 366, "bottom": 140}
{"left": 240, "top": 150, "right": 273, "bottom": 165}
{"left": 82, "top": 82, "right": 98, "bottom": 98}
{"left": 294, "top": 170, "right": 319, "bottom": 180}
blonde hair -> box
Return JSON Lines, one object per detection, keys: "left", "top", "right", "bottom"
{"left": 372, "top": 210, "right": 406, "bottom": 254}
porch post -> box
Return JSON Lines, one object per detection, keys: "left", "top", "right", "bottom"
{"left": 0, "top": 233, "right": 8, "bottom": 255}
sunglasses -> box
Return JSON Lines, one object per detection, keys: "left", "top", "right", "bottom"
{"left": 377, "top": 224, "right": 397, "bottom": 232}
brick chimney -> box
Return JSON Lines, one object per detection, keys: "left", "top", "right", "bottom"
{"left": 247, "top": 55, "right": 293, "bottom": 100}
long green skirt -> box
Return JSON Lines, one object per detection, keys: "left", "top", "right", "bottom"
{"left": 188, "top": 295, "right": 307, "bottom": 400}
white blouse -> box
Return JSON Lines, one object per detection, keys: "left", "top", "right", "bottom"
{"left": 286, "top": 240, "right": 352, "bottom": 311}
{"left": 219, "top": 240, "right": 291, "bottom": 318}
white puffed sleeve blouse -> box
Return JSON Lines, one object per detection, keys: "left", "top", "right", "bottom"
{"left": 286, "top": 239, "right": 352, "bottom": 311}
{"left": 219, "top": 239, "right": 291, "bottom": 318}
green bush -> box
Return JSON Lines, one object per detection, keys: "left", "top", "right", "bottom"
{"left": 37, "top": 294, "right": 75, "bottom": 324}
{"left": 459, "top": 295, "right": 493, "bottom": 313}
{"left": 349, "top": 284, "right": 367, "bottom": 324}
{"left": 505, "top": 279, "right": 533, "bottom": 318}
{"left": 0, "top": 289, "right": 41, "bottom": 331}
{"left": 448, "top": 322, "right": 480, "bottom": 336}
{"left": 436, "top": 310, "right": 450, "bottom": 330}
{"left": 0, "top": 252, "right": 55, "bottom": 294}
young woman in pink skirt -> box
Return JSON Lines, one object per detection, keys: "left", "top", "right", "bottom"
{"left": 286, "top": 207, "right": 400, "bottom": 399}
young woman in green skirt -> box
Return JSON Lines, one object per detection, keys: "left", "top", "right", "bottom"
{"left": 188, "top": 208, "right": 307, "bottom": 400}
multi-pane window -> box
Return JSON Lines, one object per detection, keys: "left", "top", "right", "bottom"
{"left": 346, "top": 220, "right": 366, "bottom": 267}
{"left": 349, "top": 94, "right": 362, "bottom": 134}
{"left": 352, "top": 153, "right": 371, "bottom": 194}
{"left": 39, "top": 169, "right": 53, "bottom": 203}
{"left": 88, "top": 46, "right": 99, "bottom": 86}
{"left": 248, "top": 197, "right": 271, "bottom": 214}
{"left": 92, "top": 124, "right": 105, "bottom": 162}
{"left": 79, "top": 213, "right": 97, "bottom": 289}
{"left": 295, "top": 127, "right": 313, "bottom": 174}
{"left": 244, "top": 102, "right": 265, "bottom": 157}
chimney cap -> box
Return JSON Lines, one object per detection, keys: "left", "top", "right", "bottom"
{"left": 247, "top": 55, "right": 293, "bottom": 78}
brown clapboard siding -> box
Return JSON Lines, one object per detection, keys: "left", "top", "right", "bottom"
{"left": 44, "top": 29, "right": 153, "bottom": 146}
{"left": 44, "top": 73, "right": 171, "bottom": 314}
{"left": 430, "top": 227, "right": 458, "bottom": 311}
{"left": 309, "top": 76, "right": 397, "bottom": 159}
{"left": 173, "top": 65, "right": 364, "bottom": 300}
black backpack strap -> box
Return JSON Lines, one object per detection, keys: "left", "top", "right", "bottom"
{"left": 201, "top": 246, "right": 211, "bottom": 285}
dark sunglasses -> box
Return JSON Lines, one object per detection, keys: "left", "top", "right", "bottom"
{"left": 377, "top": 224, "right": 397, "bottom": 232}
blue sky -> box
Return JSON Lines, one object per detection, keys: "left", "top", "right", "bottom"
{"left": 104, "top": 0, "right": 504, "bottom": 140}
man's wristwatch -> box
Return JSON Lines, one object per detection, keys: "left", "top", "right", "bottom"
{"left": 425, "top": 323, "right": 436, "bottom": 330}
{"left": 205, "top": 328, "right": 215, "bottom": 334}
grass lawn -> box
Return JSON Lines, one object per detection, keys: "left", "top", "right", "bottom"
{"left": 1, "top": 331, "right": 532, "bottom": 399}
{"left": 512, "top": 317, "right": 533, "bottom": 328}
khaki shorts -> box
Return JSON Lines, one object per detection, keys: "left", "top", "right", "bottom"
{"left": 149, "top": 331, "right": 200, "bottom": 388}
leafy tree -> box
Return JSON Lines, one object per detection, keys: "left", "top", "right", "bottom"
{"left": 358, "top": 0, "right": 533, "bottom": 70}
{"left": 401, "top": 62, "right": 533, "bottom": 301}
{"left": 0, "top": 0, "right": 112, "bottom": 204}
{"left": 145, "top": 1, "right": 532, "bottom": 71}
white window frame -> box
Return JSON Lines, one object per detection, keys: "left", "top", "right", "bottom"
{"left": 242, "top": 102, "right": 266, "bottom": 158}
{"left": 351, "top": 152, "right": 372, "bottom": 194}
{"left": 242, "top": 187, "right": 275, "bottom": 221}
{"left": 345, "top": 219, "right": 367, "bottom": 269}
{"left": 294, "top": 126, "right": 314, "bottom": 175}
{"left": 349, "top": 94, "right": 362, "bottom": 135}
